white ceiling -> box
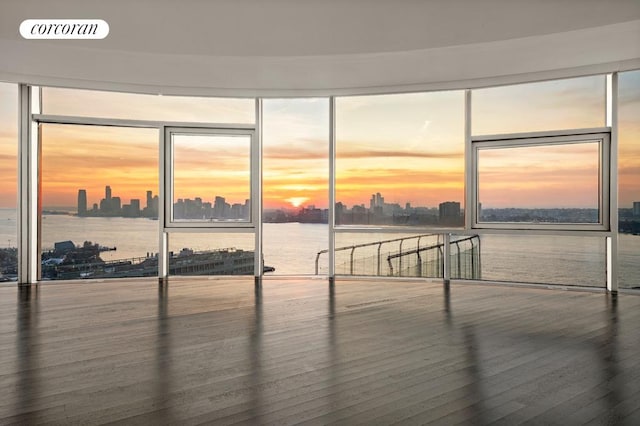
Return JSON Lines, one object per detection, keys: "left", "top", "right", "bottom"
{"left": 1, "top": 0, "right": 639, "bottom": 96}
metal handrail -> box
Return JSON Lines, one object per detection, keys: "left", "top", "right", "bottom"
{"left": 386, "top": 235, "right": 479, "bottom": 276}
{"left": 314, "top": 233, "right": 435, "bottom": 274}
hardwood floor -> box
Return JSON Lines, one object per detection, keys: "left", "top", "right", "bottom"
{"left": 0, "top": 278, "right": 638, "bottom": 425}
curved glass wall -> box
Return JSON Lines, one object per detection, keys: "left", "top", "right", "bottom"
{"left": 7, "top": 71, "right": 636, "bottom": 289}
{"left": 0, "top": 83, "right": 17, "bottom": 283}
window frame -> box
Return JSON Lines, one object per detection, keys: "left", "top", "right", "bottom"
{"left": 162, "top": 126, "right": 258, "bottom": 230}
{"left": 471, "top": 128, "right": 611, "bottom": 231}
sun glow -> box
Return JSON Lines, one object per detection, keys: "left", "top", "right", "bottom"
{"left": 286, "top": 197, "right": 309, "bottom": 208}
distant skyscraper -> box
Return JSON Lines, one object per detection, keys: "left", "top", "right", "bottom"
{"left": 439, "top": 201, "right": 462, "bottom": 225}
{"left": 146, "top": 191, "right": 153, "bottom": 210}
{"left": 213, "top": 196, "right": 227, "bottom": 218}
{"left": 634, "top": 201, "right": 640, "bottom": 217}
{"left": 77, "top": 189, "right": 87, "bottom": 216}
{"left": 131, "top": 199, "right": 140, "bottom": 215}
{"left": 111, "top": 196, "right": 121, "bottom": 213}
{"left": 152, "top": 195, "right": 159, "bottom": 216}
{"left": 244, "top": 199, "right": 251, "bottom": 220}
{"left": 105, "top": 185, "right": 112, "bottom": 200}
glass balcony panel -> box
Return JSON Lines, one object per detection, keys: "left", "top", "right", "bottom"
{"left": 334, "top": 232, "right": 452, "bottom": 278}
{"left": 460, "top": 234, "right": 606, "bottom": 287}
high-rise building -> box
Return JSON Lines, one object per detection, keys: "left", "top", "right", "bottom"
{"left": 152, "top": 195, "right": 159, "bottom": 216}
{"left": 99, "top": 198, "right": 109, "bottom": 213}
{"left": 131, "top": 199, "right": 140, "bottom": 215}
{"left": 121, "top": 204, "right": 132, "bottom": 217}
{"left": 111, "top": 196, "right": 121, "bottom": 213}
{"left": 213, "top": 196, "right": 227, "bottom": 218}
{"left": 439, "top": 201, "right": 462, "bottom": 225}
{"left": 244, "top": 199, "right": 251, "bottom": 220}
{"left": 370, "top": 192, "right": 385, "bottom": 216}
{"left": 634, "top": 201, "right": 640, "bottom": 217}
{"left": 77, "top": 189, "right": 87, "bottom": 216}
{"left": 105, "top": 185, "right": 112, "bottom": 200}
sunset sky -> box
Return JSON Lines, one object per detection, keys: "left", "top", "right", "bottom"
{"left": 336, "top": 90, "right": 464, "bottom": 208}
{"left": 173, "top": 133, "right": 250, "bottom": 206}
{"left": 0, "top": 83, "right": 17, "bottom": 208}
{"left": 263, "top": 98, "right": 329, "bottom": 209}
{"left": 0, "top": 72, "right": 639, "bottom": 211}
{"left": 478, "top": 142, "right": 600, "bottom": 209}
{"left": 40, "top": 124, "right": 158, "bottom": 208}
{"left": 472, "top": 75, "right": 605, "bottom": 135}
{"left": 619, "top": 71, "right": 640, "bottom": 207}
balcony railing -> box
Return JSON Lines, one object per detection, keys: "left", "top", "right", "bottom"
{"left": 316, "top": 234, "right": 480, "bottom": 279}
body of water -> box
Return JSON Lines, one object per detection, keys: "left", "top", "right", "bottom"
{"left": 0, "top": 209, "right": 638, "bottom": 288}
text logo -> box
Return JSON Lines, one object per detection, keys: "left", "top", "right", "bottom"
{"left": 20, "top": 19, "right": 109, "bottom": 39}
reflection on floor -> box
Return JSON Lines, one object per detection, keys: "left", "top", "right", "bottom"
{"left": 1, "top": 278, "right": 639, "bottom": 424}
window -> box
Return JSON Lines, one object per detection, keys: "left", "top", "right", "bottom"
{"left": 472, "top": 76, "right": 605, "bottom": 135}
{"left": 41, "top": 87, "right": 255, "bottom": 123}
{"left": 472, "top": 131, "right": 609, "bottom": 230}
{"left": 165, "top": 128, "right": 255, "bottom": 227}
{"left": 336, "top": 91, "right": 465, "bottom": 227}
{"left": 262, "top": 98, "right": 329, "bottom": 275}
{"left": 0, "top": 83, "right": 18, "bottom": 283}
{"left": 460, "top": 234, "right": 606, "bottom": 288}
{"left": 39, "top": 124, "right": 159, "bottom": 280}
{"left": 168, "top": 233, "right": 255, "bottom": 276}
{"left": 618, "top": 70, "right": 640, "bottom": 289}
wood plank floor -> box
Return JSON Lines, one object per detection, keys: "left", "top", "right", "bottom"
{"left": 0, "top": 278, "right": 638, "bottom": 425}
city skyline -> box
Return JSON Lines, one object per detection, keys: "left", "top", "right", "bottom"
{"left": 66, "top": 185, "right": 610, "bottom": 227}
{"left": 76, "top": 186, "right": 158, "bottom": 218}
{"left": 0, "top": 76, "right": 639, "bottom": 210}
